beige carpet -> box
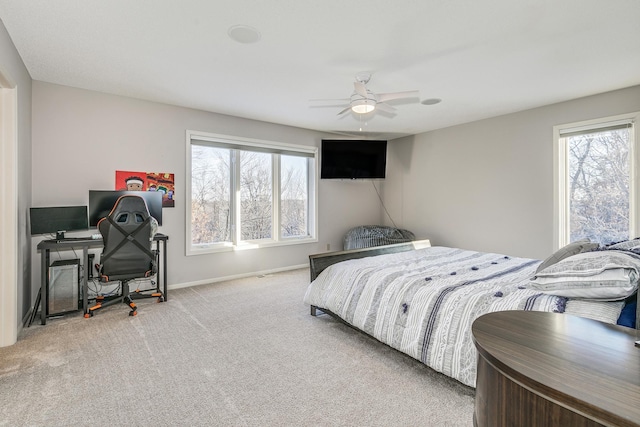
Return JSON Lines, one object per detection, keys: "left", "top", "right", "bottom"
{"left": 0, "top": 268, "right": 475, "bottom": 426}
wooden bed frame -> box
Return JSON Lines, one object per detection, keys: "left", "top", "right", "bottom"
{"left": 308, "top": 239, "right": 640, "bottom": 331}
{"left": 308, "top": 239, "right": 431, "bottom": 316}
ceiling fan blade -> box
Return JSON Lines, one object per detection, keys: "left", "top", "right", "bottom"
{"left": 309, "top": 103, "right": 350, "bottom": 110}
{"left": 309, "top": 98, "right": 350, "bottom": 102}
{"left": 375, "top": 102, "right": 396, "bottom": 114}
{"left": 377, "top": 90, "right": 420, "bottom": 103}
{"left": 354, "top": 81, "right": 368, "bottom": 97}
{"left": 337, "top": 106, "right": 352, "bottom": 115}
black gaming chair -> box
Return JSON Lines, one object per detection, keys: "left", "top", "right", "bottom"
{"left": 86, "top": 195, "right": 163, "bottom": 317}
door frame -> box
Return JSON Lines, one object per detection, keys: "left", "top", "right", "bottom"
{"left": 0, "top": 70, "right": 18, "bottom": 347}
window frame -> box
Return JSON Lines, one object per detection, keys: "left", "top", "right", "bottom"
{"left": 186, "top": 130, "right": 318, "bottom": 256}
{"left": 553, "top": 112, "right": 639, "bottom": 250}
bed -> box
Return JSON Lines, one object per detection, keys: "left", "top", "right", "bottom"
{"left": 303, "top": 240, "right": 640, "bottom": 388}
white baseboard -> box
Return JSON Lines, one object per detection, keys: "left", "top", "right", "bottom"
{"left": 168, "top": 264, "right": 309, "bottom": 291}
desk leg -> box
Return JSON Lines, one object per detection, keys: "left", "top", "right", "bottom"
{"left": 82, "top": 247, "right": 89, "bottom": 317}
{"left": 155, "top": 242, "right": 161, "bottom": 294}
{"left": 162, "top": 240, "right": 168, "bottom": 301}
{"left": 40, "top": 249, "right": 49, "bottom": 325}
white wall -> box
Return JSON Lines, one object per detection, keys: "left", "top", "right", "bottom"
{"left": 31, "top": 82, "right": 383, "bottom": 292}
{"left": 383, "top": 85, "right": 640, "bottom": 260}
{"left": 0, "top": 19, "right": 32, "bottom": 342}
{"left": 31, "top": 75, "right": 640, "bottom": 308}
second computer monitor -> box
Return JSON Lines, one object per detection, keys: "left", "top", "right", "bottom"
{"left": 88, "top": 190, "right": 163, "bottom": 227}
{"left": 29, "top": 205, "right": 89, "bottom": 237}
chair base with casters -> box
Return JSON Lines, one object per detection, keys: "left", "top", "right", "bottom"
{"left": 85, "top": 275, "right": 164, "bottom": 318}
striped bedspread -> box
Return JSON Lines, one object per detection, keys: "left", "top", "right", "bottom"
{"left": 303, "top": 246, "right": 624, "bottom": 387}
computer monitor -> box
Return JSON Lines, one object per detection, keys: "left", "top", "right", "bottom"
{"left": 88, "top": 190, "right": 163, "bottom": 227}
{"left": 30, "top": 206, "right": 89, "bottom": 239}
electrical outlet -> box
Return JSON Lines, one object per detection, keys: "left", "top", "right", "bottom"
{"left": 326, "top": 243, "right": 331, "bottom": 251}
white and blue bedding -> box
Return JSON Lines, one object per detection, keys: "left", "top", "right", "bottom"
{"left": 303, "top": 246, "right": 627, "bottom": 387}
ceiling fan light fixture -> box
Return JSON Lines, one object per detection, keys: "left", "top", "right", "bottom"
{"left": 351, "top": 100, "right": 375, "bottom": 114}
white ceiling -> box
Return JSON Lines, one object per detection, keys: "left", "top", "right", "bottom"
{"left": 1, "top": 0, "right": 639, "bottom": 140}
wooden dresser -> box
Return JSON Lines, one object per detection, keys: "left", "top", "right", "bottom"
{"left": 472, "top": 311, "right": 640, "bottom": 427}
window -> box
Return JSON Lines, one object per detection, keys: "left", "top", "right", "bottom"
{"left": 187, "top": 131, "right": 317, "bottom": 254}
{"left": 240, "top": 151, "right": 272, "bottom": 240}
{"left": 554, "top": 113, "right": 638, "bottom": 248}
{"left": 281, "top": 155, "right": 309, "bottom": 238}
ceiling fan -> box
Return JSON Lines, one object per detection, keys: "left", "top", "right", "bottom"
{"left": 313, "top": 73, "right": 420, "bottom": 116}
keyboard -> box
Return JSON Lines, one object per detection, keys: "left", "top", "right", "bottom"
{"left": 55, "top": 237, "right": 94, "bottom": 242}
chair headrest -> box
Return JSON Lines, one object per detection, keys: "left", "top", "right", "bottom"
{"left": 108, "top": 195, "right": 150, "bottom": 219}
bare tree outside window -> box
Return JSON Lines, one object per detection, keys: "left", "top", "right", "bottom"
{"left": 191, "top": 145, "right": 231, "bottom": 245}
{"left": 568, "top": 127, "right": 630, "bottom": 245}
{"left": 281, "top": 155, "right": 308, "bottom": 238}
{"left": 188, "top": 131, "right": 316, "bottom": 254}
{"left": 240, "top": 151, "right": 272, "bottom": 240}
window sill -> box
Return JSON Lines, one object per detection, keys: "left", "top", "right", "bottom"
{"left": 187, "top": 236, "right": 318, "bottom": 256}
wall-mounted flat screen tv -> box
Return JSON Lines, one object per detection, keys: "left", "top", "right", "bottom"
{"left": 320, "top": 139, "right": 387, "bottom": 179}
{"left": 88, "top": 190, "right": 163, "bottom": 227}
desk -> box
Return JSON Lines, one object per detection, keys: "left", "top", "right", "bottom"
{"left": 36, "top": 233, "right": 168, "bottom": 325}
{"left": 472, "top": 311, "right": 640, "bottom": 427}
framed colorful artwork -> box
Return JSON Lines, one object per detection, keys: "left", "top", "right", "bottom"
{"left": 115, "top": 170, "right": 175, "bottom": 207}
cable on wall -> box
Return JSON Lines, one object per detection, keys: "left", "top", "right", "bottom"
{"left": 371, "top": 181, "right": 398, "bottom": 229}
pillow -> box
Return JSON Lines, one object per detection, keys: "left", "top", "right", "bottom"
{"left": 530, "top": 251, "right": 640, "bottom": 300}
{"left": 535, "top": 239, "right": 599, "bottom": 273}
{"left": 565, "top": 299, "right": 625, "bottom": 325}
{"left": 606, "top": 238, "right": 640, "bottom": 252}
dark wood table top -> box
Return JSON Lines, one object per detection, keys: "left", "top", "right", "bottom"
{"left": 472, "top": 311, "right": 640, "bottom": 427}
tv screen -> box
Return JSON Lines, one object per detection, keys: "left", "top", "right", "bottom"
{"left": 321, "top": 139, "right": 387, "bottom": 179}
{"left": 30, "top": 206, "right": 89, "bottom": 236}
{"left": 88, "top": 190, "right": 163, "bottom": 227}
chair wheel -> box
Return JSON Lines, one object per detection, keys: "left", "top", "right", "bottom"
{"left": 129, "top": 310, "right": 137, "bottom": 316}
{"left": 157, "top": 296, "right": 164, "bottom": 303}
